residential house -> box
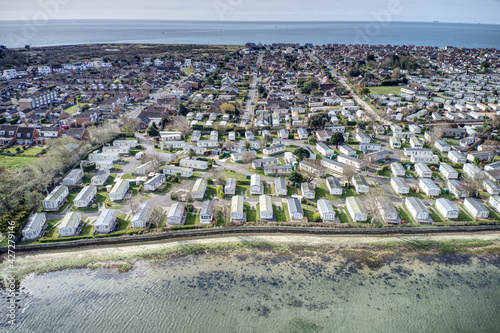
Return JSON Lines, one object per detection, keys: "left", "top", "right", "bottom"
{"left": 346, "top": 197, "right": 367, "bottom": 222}
{"left": 259, "top": 195, "right": 273, "bottom": 221}
{"left": 95, "top": 209, "right": 117, "bottom": 234}
{"left": 275, "top": 177, "right": 288, "bottom": 196}
{"left": 353, "top": 175, "right": 369, "bottom": 194}
{"left": 419, "top": 178, "right": 441, "bottom": 197}
{"left": 22, "top": 213, "right": 47, "bottom": 240}
{"left": 435, "top": 198, "right": 459, "bottom": 220}
{"left": 317, "top": 199, "right": 336, "bottom": 222}
{"left": 191, "top": 178, "right": 208, "bottom": 200}
{"left": 58, "top": 212, "right": 82, "bottom": 237}
{"left": 73, "top": 185, "right": 97, "bottom": 208}
{"left": 230, "top": 195, "right": 246, "bottom": 223}
{"left": 225, "top": 178, "right": 237, "bottom": 195}
{"left": 200, "top": 200, "right": 214, "bottom": 224}
{"left": 43, "top": 185, "right": 69, "bottom": 211}
{"left": 287, "top": 197, "right": 304, "bottom": 221}
{"left": 131, "top": 201, "right": 151, "bottom": 228}
{"left": 144, "top": 174, "right": 166, "bottom": 192}
{"left": 91, "top": 169, "right": 110, "bottom": 186}
{"left": 326, "top": 177, "right": 343, "bottom": 196}
{"left": 62, "top": 168, "right": 83, "bottom": 185}
{"left": 391, "top": 177, "right": 410, "bottom": 195}
{"left": 109, "top": 179, "right": 129, "bottom": 201}
{"left": 167, "top": 202, "right": 186, "bottom": 225}
{"left": 415, "top": 163, "right": 432, "bottom": 178}
{"left": 463, "top": 198, "right": 489, "bottom": 219}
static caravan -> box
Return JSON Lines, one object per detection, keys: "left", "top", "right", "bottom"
{"left": 89, "top": 152, "right": 120, "bottom": 162}
{"left": 391, "top": 177, "right": 410, "bottom": 195}
{"left": 415, "top": 163, "right": 432, "bottom": 178}
{"left": 136, "top": 161, "right": 154, "bottom": 175}
{"left": 434, "top": 140, "right": 451, "bottom": 153}
{"left": 113, "top": 139, "right": 138, "bottom": 147}
{"left": 439, "top": 163, "right": 459, "bottom": 180}
{"left": 337, "top": 154, "right": 364, "bottom": 171}
{"left": 488, "top": 196, "right": 500, "bottom": 214}
{"left": 338, "top": 144, "right": 356, "bottom": 156}
{"left": 250, "top": 174, "right": 263, "bottom": 195}
{"left": 419, "top": 178, "right": 441, "bottom": 197}
{"left": 389, "top": 136, "right": 401, "bottom": 149}
{"left": 63, "top": 168, "right": 83, "bottom": 185}
{"left": 197, "top": 140, "right": 219, "bottom": 148}
{"left": 321, "top": 159, "right": 345, "bottom": 174}
{"left": 252, "top": 158, "right": 277, "bottom": 169}
{"left": 275, "top": 177, "right": 288, "bottom": 196}
{"left": 409, "top": 136, "right": 423, "bottom": 148}
{"left": 346, "top": 197, "right": 367, "bottom": 222}
{"left": 163, "top": 165, "right": 193, "bottom": 178}
{"left": 447, "top": 180, "right": 469, "bottom": 198}
{"left": 287, "top": 198, "right": 304, "bottom": 221}
{"left": 483, "top": 179, "right": 500, "bottom": 195}
{"left": 179, "top": 158, "right": 208, "bottom": 170}
{"left": 326, "top": 177, "right": 343, "bottom": 196}
{"left": 109, "top": 179, "right": 129, "bottom": 201}
{"left": 377, "top": 200, "right": 399, "bottom": 224}
{"left": 144, "top": 174, "right": 166, "bottom": 191}
{"left": 259, "top": 195, "right": 273, "bottom": 221}
{"left": 301, "top": 182, "right": 315, "bottom": 199}
{"left": 391, "top": 162, "right": 406, "bottom": 177}
{"left": 317, "top": 199, "right": 336, "bottom": 222}
{"left": 43, "top": 185, "right": 69, "bottom": 211}
{"left": 91, "top": 169, "right": 110, "bottom": 186}
{"left": 264, "top": 165, "right": 292, "bottom": 176}
{"left": 225, "top": 178, "right": 237, "bottom": 195}
{"left": 300, "top": 160, "right": 327, "bottom": 177}
{"left": 353, "top": 175, "right": 369, "bottom": 194}
{"left": 360, "top": 143, "right": 382, "bottom": 152}
{"left": 263, "top": 144, "right": 286, "bottom": 156}
{"left": 405, "top": 197, "right": 432, "bottom": 224}
{"left": 131, "top": 201, "right": 151, "bottom": 228}
{"left": 191, "top": 178, "right": 208, "bottom": 200}
{"left": 463, "top": 163, "right": 483, "bottom": 179}
{"left": 316, "top": 142, "right": 334, "bottom": 157}
{"left": 95, "top": 209, "right": 117, "bottom": 234}
{"left": 230, "top": 195, "right": 246, "bottom": 223}
{"left": 102, "top": 146, "right": 130, "bottom": 155}
{"left": 435, "top": 198, "right": 459, "bottom": 220}
{"left": 200, "top": 200, "right": 214, "bottom": 224}
{"left": 167, "top": 202, "right": 186, "bottom": 225}
{"left": 463, "top": 198, "right": 489, "bottom": 219}
{"left": 58, "top": 212, "right": 82, "bottom": 237}
{"left": 448, "top": 151, "right": 466, "bottom": 164}
{"left": 73, "top": 185, "right": 97, "bottom": 208}
{"left": 22, "top": 213, "right": 47, "bottom": 240}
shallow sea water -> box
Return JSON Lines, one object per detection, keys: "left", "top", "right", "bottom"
{"left": 2, "top": 252, "right": 500, "bottom": 333}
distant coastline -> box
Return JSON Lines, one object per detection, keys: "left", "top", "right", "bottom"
{"left": 1, "top": 20, "right": 499, "bottom": 49}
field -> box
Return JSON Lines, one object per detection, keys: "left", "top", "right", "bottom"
{"left": 369, "top": 86, "right": 403, "bottom": 96}
{"left": 0, "top": 155, "right": 37, "bottom": 171}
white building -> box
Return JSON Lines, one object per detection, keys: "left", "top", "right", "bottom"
{"left": 131, "top": 201, "right": 151, "bottom": 228}
{"left": 225, "top": 178, "right": 237, "bottom": 195}
{"left": 391, "top": 177, "right": 410, "bottom": 195}
{"left": 415, "top": 163, "right": 432, "bottom": 178}
{"left": 346, "top": 197, "right": 367, "bottom": 222}
{"left": 275, "top": 177, "right": 288, "bottom": 196}
{"left": 63, "top": 168, "right": 84, "bottom": 185}
{"left": 230, "top": 195, "right": 246, "bottom": 223}
{"left": 200, "top": 200, "right": 214, "bottom": 224}
{"left": 287, "top": 197, "right": 304, "bottom": 221}
{"left": 179, "top": 158, "right": 208, "bottom": 170}
{"left": 483, "top": 179, "right": 500, "bottom": 196}
{"left": 463, "top": 198, "right": 489, "bottom": 219}
{"left": 191, "top": 178, "right": 208, "bottom": 200}
{"left": 317, "top": 199, "right": 336, "bottom": 222}
{"left": 43, "top": 185, "right": 69, "bottom": 211}
{"left": 91, "top": 169, "right": 110, "bottom": 186}
{"left": 405, "top": 197, "right": 432, "bottom": 224}
{"left": 488, "top": 196, "right": 500, "bottom": 214}
{"left": 419, "top": 178, "right": 441, "bottom": 197}
{"left": 316, "top": 142, "right": 334, "bottom": 157}
{"left": 448, "top": 151, "right": 466, "bottom": 164}
{"left": 95, "top": 209, "right": 117, "bottom": 234}
{"left": 389, "top": 137, "right": 401, "bottom": 149}
{"left": 435, "top": 198, "right": 459, "bottom": 220}
{"left": 58, "top": 212, "right": 82, "bottom": 237}
{"left": 301, "top": 182, "right": 315, "bottom": 199}
{"left": 463, "top": 163, "right": 483, "bottom": 179}
{"left": 263, "top": 144, "right": 286, "bottom": 156}
{"left": 144, "top": 174, "right": 166, "bottom": 191}
{"left": 109, "top": 179, "right": 129, "bottom": 201}
{"left": 73, "top": 185, "right": 97, "bottom": 208}
{"left": 439, "top": 163, "right": 459, "bottom": 180}
{"left": 391, "top": 162, "right": 406, "bottom": 177}
{"left": 326, "top": 177, "right": 343, "bottom": 196}
{"left": 167, "top": 202, "right": 186, "bottom": 225}
{"left": 353, "top": 175, "right": 369, "bottom": 194}
{"left": 250, "top": 174, "right": 263, "bottom": 195}
{"left": 22, "top": 213, "right": 47, "bottom": 240}
{"left": 163, "top": 165, "right": 193, "bottom": 178}
{"left": 259, "top": 195, "right": 273, "bottom": 221}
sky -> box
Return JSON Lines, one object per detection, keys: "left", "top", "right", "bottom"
{"left": 0, "top": 0, "right": 499, "bottom": 24}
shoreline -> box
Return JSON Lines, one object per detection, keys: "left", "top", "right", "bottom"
{"left": 2, "top": 233, "right": 499, "bottom": 284}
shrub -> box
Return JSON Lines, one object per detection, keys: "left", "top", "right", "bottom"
{"left": 313, "top": 213, "right": 322, "bottom": 222}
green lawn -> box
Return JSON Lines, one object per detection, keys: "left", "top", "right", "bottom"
{"left": 398, "top": 205, "right": 417, "bottom": 225}
{"left": 5, "top": 146, "right": 44, "bottom": 156}
{"left": 0, "top": 155, "right": 37, "bottom": 171}
{"left": 369, "top": 86, "right": 403, "bottom": 96}
{"left": 42, "top": 219, "right": 60, "bottom": 239}
{"left": 282, "top": 203, "right": 291, "bottom": 221}
{"left": 274, "top": 204, "right": 287, "bottom": 222}
{"left": 224, "top": 169, "right": 250, "bottom": 181}
{"left": 458, "top": 209, "right": 474, "bottom": 222}
{"left": 244, "top": 203, "right": 257, "bottom": 222}
{"left": 429, "top": 207, "right": 445, "bottom": 223}
{"left": 64, "top": 104, "right": 79, "bottom": 115}
{"left": 302, "top": 204, "right": 316, "bottom": 222}
{"left": 185, "top": 212, "right": 200, "bottom": 225}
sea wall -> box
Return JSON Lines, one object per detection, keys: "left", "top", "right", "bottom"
{"left": 3, "top": 225, "right": 500, "bottom": 254}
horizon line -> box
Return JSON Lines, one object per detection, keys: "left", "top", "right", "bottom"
{"left": 0, "top": 18, "right": 498, "bottom": 26}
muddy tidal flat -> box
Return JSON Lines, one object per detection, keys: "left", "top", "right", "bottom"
{"left": 1, "top": 235, "right": 500, "bottom": 333}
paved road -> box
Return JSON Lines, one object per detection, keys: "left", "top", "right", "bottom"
{"left": 240, "top": 53, "right": 263, "bottom": 128}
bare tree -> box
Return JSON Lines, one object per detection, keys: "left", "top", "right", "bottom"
{"left": 143, "top": 152, "right": 168, "bottom": 172}
{"left": 244, "top": 140, "right": 251, "bottom": 151}
{"left": 241, "top": 151, "right": 256, "bottom": 164}
{"left": 460, "top": 174, "right": 484, "bottom": 198}
{"left": 363, "top": 187, "right": 389, "bottom": 224}
{"left": 491, "top": 115, "right": 500, "bottom": 129}
{"left": 120, "top": 115, "right": 140, "bottom": 136}
{"left": 343, "top": 164, "right": 356, "bottom": 188}
{"left": 87, "top": 121, "right": 121, "bottom": 146}
{"left": 481, "top": 140, "right": 499, "bottom": 155}
{"left": 213, "top": 171, "right": 226, "bottom": 186}
{"left": 213, "top": 122, "right": 227, "bottom": 136}
{"left": 427, "top": 124, "right": 447, "bottom": 147}
{"left": 128, "top": 195, "right": 147, "bottom": 215}
{"left": 149, "top": 207, "right": 164, "bottom": 228}
{"left": 168, "top": 116, "right": 191, "bottom": 139}
{"left": 224, "top": 141, "right": 236, "bottom": 151}
{"left": 300, "top": 160, "right": 325, "bottom": 182}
